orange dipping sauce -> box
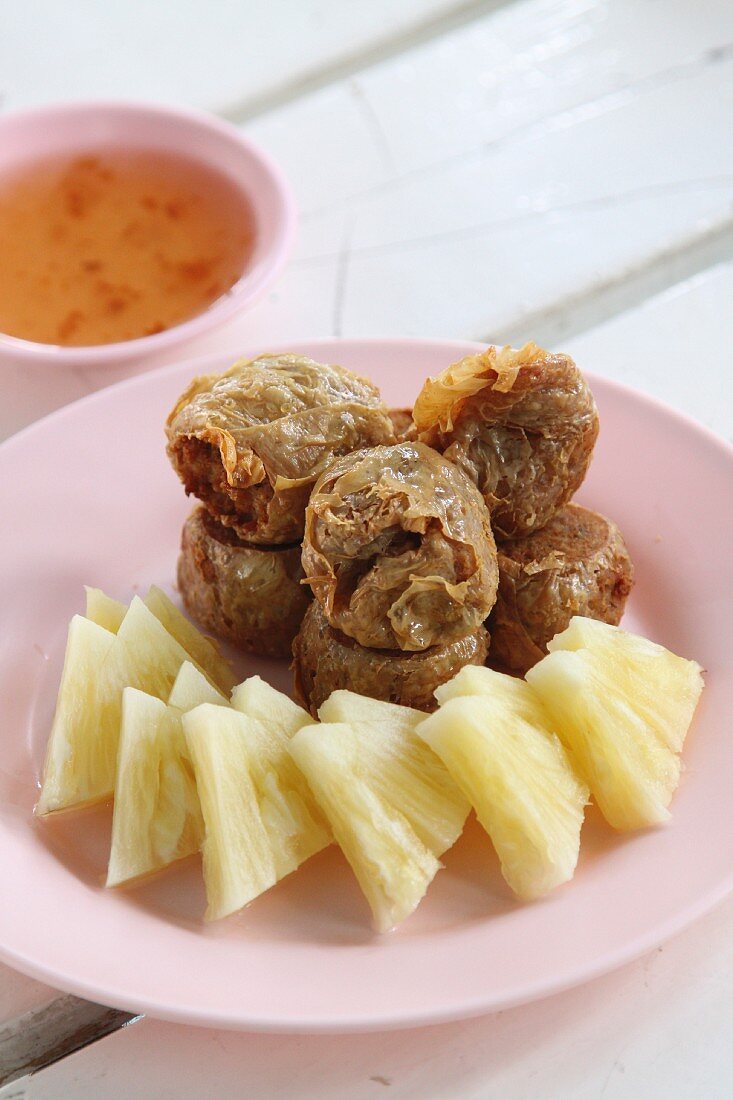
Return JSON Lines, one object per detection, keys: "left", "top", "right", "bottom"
{"left": 0, "top": 149, "right": 255, "bottom": 346}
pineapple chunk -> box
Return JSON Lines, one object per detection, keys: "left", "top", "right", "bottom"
{"left": 183, "top": 704, "right": 330, "bottom": 921}
{"left": 231, "top": 675, "right": 328, "bottom": 851}
{"left": 544, "top": 617, "right": 703, "bottom": 753}
{"left": 417, "top": 671, "right": 588, "bottom": 900}
{"left": 169, "top": 661, "right": 228, "bottom": 709}
{"left": 144, "top": 585, "right": 236, "bottom": 693}
{"left": 318, "top": 691, "right": 469, "bottom": 856}
{"left": 108, "top": 668, "right": 220, "bottom": 887}
{"left": 435, "top": 664, "right": 551, "bottom": 728}
{"left": 107, "top": 688, "right": 203, "bottom": 887}
{"left": 36, "top": 616, "right": 116, "bottom": 815}
{"left": 85, "top": 584, "right": 235, "bottom": 693}
{"left": 289, "top": 722, "right": 441, "bottom": 932}
{"left": 232, "top": 675, "right": 314, "bottom": 738}
{"left": 184, "top": 707, "right": 275, "bottom": 920}
{"left": 527, "top": 617, "right": 704, "bottom": 830}
{"left": 85, "top": 587, "right": 126, "bottom": 633}
{"left": 37, "top": 597, "right": 213, "bottom": 814}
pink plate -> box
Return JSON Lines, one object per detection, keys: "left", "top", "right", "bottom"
{"left": 0, "top": 338, "right": 730, "bottom": 1032}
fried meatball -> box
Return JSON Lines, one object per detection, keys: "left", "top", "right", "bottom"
{"left": 166, "top": 354, "right": 395, "bottom": 545}
{"left": 413, "top": 343, "right": 599, "bottom": 539}
{"left": 388, "top": 407, "right": 417, "bottom": 443}
{"left": 177, "top": 506, "right": 311, "bottom": 658}
{"left": 293, "top": 600, "right": 489, "bottom": 715}
{"left": 302, "top": 441, "right": 499, "bottom": 652}
{"left": 490, "top": 503, "right": 634, "bottom": 674}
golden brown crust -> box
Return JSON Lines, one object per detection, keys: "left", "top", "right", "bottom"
{"left": 413, "top": 343, "right": 599, "bottom": 539}
{"left": 292, "top": 600, "right": 489, "bottom": 715}
{"left": 490, "top": 503, "right": 634, "bottom": 674}
{"left": 301, "top": 441, "right": 499, "bottom": 652}
{"left": 166, "top": 354, "right": 396, "bottom": 544}
{"left": 177, "top": 506, "right": 311, "bottom": 658}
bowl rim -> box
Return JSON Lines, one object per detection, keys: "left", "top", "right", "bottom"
{"left": 0, "top": 99, "right": 297, "bottom": 368}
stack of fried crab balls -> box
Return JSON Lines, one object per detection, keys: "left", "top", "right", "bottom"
{"left": 166, "top": 343, "right": 633, "bottom": 714}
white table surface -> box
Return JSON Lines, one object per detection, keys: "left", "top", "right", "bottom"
{"left": 1, "top": 2, "right": 732, "bottom": 1095}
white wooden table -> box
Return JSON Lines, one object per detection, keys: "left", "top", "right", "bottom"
{"left": 2, "top": 2, "right": 733, "bottom": 1095}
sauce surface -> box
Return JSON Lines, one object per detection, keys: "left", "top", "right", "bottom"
{"left": 0, "top": 149, "right": 255, "bottom": 346}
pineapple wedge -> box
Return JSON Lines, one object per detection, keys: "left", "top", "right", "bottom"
{"left": 85, "top": 587, "right": 126, "bottom": 633}
{"left": 435, "top": 663, "right": 546, "bottom": 721}
{"left": 289, "top": 721, "right": 441, "bottom": 932}
{"left": 36, "top": 615, "right": 117, "bottom": 814}
{"left": 37, "top": 597, "right": 215, "bottom": 814}
{"left": 232, "top": 675, "right": 315, "bottom": 738}
{"left": 231, "top": 675, "right": 329, "bottom": 858}
{"left": 539, "top": 617, "right": 703, "bottom": 753}
{"left": 527, "top": 617, "right": 704, "bottom": 830}
{"left": 107, "top": 687, "right": 204, "bottom": 887}
{"left": 144, "top": 585, "right": 236, "bottom": 693}
{"left": 108, "top": 665, "right": 225, "bottom": 887}
{"left": 183, "top": 703, "right": 330, "bottom": 921}
{"left": 169, "top": 661, "right": 229, "bottom": 710}
{"left": 317, "top": 691, "right": 470, "bottom": 856}
{"left": 417, "top": 671, "right": 588, "bottom": 900}
{"left": 85, "top": 584, "right": 235, "bottom": 692}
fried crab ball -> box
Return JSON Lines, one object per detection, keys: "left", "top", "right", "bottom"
{"left": 413, "top": 343, "right": 599, "bottom": 539}
{"left": 301, "top": 441, "right": 499, "bottom": 652}
{"left": 166, "top": 354, "right": 395, "bottom": 545}
{"left": 490, "top": 502, "right": 634, "bottom": 674}
{"left": 292, "top": 600, "right": 489, "bottom": 715}
{"left": 177, "top": 506, "right": 311, "bottom": 658}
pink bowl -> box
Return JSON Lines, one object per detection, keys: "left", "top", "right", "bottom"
{"left": 0, "top": 101, "right": 296, "bottom": 369}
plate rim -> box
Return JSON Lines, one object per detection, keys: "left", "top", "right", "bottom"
{"left": 1, "top": 872, "right": 732, "bottom": 1034}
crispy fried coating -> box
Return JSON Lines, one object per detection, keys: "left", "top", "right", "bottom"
{"left": 490, "top": 503, "right": 633, "bottom": 674}
{"left": 177, "top": 506, "right": 311, "bottom": 658}
{"left": 166, "top": 354, "right": 395, "bottom": 544}
{"left": 293, "top": 600, "right": 489, "bottom": 715}
{"left": 302, "top": 442, "right": 498, "bottom": 652}
{"left": 413, "top": 343, "right": 599, "bottom": 539}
